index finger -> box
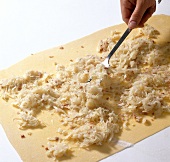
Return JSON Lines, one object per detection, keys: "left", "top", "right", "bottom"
{"left": 120, "top": 0, "right": 135, "bottom": 25}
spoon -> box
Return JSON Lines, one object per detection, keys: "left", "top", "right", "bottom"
{"left": 102, "top": 28, "right": 131, "bottom": 68}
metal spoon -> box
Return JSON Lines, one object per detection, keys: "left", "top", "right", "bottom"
{"left": 102, "top": 28, "right": 131, "bottom": 68}
{"left": 87, "top": 28, "right": 131, "bottom": 82}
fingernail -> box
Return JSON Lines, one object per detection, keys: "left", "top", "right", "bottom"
{"left": 128, "top": 21, "right": 137, "bottom": 29}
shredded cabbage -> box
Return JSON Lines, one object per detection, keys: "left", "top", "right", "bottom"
{"left": 0, "top": 24, "right": 169, "bottom": 160}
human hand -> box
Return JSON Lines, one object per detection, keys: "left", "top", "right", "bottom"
{"left": 120, "top": 0, "right": 156, "bottom": 29}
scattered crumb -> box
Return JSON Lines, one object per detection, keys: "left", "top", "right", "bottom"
{"left": 134, "top": 115, "right": 142, "bottom": 123}
{"left": 49, "top": 56, "right": 54, "bottom": 58}
{"left": 142, "top": 112, "right": 148, "bottom": 115}
{"left": 21, "top": 135, "right": 25, "bottom": 138}
{"left": 123, "top": 121, "right": 129, "bottom": 130}
{"left": 59, "top": 46, "right": 64, "bottom": 50}
{"left": 28, "top": 132, "right": 32, "bottom": 136}
{"left": 45, "top": 147, "right": 49, "bottom": 151}
{"left": 54, "top": 62, "right": 57, "bottom": 66}
{"left": 47, "top": 137, "right": 59, "bottom": 141}
{"left": 81, "top": 46, "right": 84, "bottom": 48}
{"left": 31, "top": 54, "right": 34, "bottom": 56}
{"left": 142, "top": 118, "right": 147, "bottom": 124}
{"left": 42, "top": 145, "right": 44, "bottom": 148}
{"left": 70, "top": 59, "right": 73, "bottom": 62}
{"left": 142, "top": 118, "right": 151, "bottom": 125}
{"left": 57, "top": 128, "right": 63, "bottom": 133}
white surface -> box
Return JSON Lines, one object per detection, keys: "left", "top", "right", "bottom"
{"left": 102, "top": 127, "right": 170, "bottom": 162}
{"left": 0, "top": 0, "right": 170, "bottom": 162}
{"left": 0, "top": 125, "right": 22, "bottom": 162}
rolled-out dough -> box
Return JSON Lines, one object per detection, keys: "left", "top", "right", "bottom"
{"left": 0, "top": 15, "right": 170, "bottom": 162}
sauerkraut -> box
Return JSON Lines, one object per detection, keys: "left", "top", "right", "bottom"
{"left": 0, "top": 24, "right": 170, "bottom": 160}
{"left": 46, "top": 141, "right": 69, "bottom": 161}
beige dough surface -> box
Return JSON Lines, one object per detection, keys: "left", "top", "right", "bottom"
{"left": 0, "top": 15, "right": 170, "bottom": 162}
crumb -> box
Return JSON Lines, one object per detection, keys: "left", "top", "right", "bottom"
{"left": 49, "top": 56, "right": 54, "bottom": 58}
{"left": 70, "top": 59, "right": 73, "bottom": 62}
{"left": 142, "top": 118, "right": 147, "bottom": 124}
{"left": 45, "top": 147, "right": 49, "bottom": 151}
{"left": 54, "top": 62, "right": 57, "bottom": 66}
{"left": 28, "top": 132, "right": 32, "bottom": 136}
{"left": 142, "top": 112, "right": 148, "bottom": 115}
{"left": 21, "top": 135, "right": 25, "bottom": 138}
{"left": 55, "top": 137, "right": 59, "bottom": 141}
{"left": 47, "top": 137, "right": 59, "bottom": 141}
{"left": 42, "top": 145, "right": 44, "bottom": 148}
{"left": 31, "top": 54, "right": 34, "bottom": 55}
{"left": 123, "top": 121, "right": 129, "bottom": 130}
{"left": 59, "top": 46, "right": 64, "bottom": 50}
{"left": 81, "top": 46, "right": 84, "bottom": 48}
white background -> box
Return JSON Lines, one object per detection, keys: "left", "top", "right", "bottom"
{"left": 0, "top": 0, "right": 170, "bottom": 162}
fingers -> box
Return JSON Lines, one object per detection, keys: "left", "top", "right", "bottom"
{"left": 120, "top": 0, "right": 156, "bottom": 29}
{"left": 120, "top": 0, "right": 135, "bottom": 25}
{"left": 121, "top": 8, "right": 132, "bottom": 25}
{"left": 128, "top": 0, "right": 147, "bottom": 29}
{"left": 138, "top": 4, "right": 156, "bottom": 27}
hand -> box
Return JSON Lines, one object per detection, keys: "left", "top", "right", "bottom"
{"left": 120, "top": 0, "right": 156, "bottom": 29}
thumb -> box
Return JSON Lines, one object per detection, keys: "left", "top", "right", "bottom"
{"left": 128, "top": 1, "right": 147, "bottom": 29}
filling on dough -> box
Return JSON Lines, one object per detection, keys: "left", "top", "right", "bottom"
{"left": 0, "top": 24, "right": 170, "bottom": 161}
